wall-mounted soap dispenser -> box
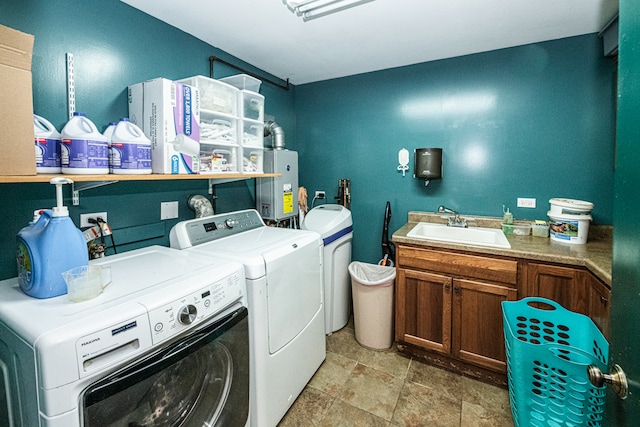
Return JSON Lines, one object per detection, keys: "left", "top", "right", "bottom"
{"left": 414, "top": 148, "right": 442, "bottom": 186}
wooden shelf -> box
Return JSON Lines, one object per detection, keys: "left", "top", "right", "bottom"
{"left": 0, "top": 173, "right": 280, "bottom": 184}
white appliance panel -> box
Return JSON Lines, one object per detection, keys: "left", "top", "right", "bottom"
{"left": 262, "top": 239, "right": 322, "bottom": 353}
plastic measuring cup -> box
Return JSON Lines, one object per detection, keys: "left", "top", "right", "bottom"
{"left": 62, "top": 265, "right": 111, "bottom": 302}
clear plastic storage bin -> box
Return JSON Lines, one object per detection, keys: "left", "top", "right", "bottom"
{"left": 199, "top": 143, "right": 239, "bottom": 173}
{"left": 241, "top": 90, "right": 264, "bottom": 122}
{"left": 241, "top": 121, "right": 263, "bottom": 148}
{"left": 178, "top": 76, "right": 239, "bottom": 116}
{"left": 200, "top": 115, "right": 238, "bottom": 146}
{"left": 242, "top": 148, "right": 263, "bottom": 173}
{"left": 220, "top": 74, "right": 261, "bottom": 92}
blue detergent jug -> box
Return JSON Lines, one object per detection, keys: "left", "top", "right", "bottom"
{"left": 16, "top": 178, "right": 88, "bottom": 299}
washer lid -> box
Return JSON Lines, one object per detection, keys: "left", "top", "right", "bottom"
{"left": 0, "top": 246, "right": 242, "bottom": 343}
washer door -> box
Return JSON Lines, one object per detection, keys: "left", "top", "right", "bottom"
{"left": 82, "top": 307, "right": 249, "bottom": 427}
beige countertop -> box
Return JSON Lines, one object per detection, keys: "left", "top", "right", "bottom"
{"left": 392, "top": 212, "right": 613, "bottom": 286}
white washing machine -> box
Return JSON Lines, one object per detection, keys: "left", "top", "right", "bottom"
{"left": 0, "top": 246, "right": 250, "bottom": 427}
{"left": 170, "top": 209, "right": 326, "bottom": 427}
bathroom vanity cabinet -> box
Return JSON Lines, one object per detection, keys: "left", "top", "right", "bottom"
{"left": 395, "top": 245, "right": 518, "bottom": 385}
{"left": 522, "top": 261, "right": 610, "bottom": 338}
{"left": 395, "top": 243, "right": 611, "bottom": 386}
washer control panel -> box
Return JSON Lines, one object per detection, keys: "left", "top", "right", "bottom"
{"left": 147, "top": 271, "right": 244, "bottom": 345}
{"left": 171, "top": 209, "right": 264, "bottom": 248}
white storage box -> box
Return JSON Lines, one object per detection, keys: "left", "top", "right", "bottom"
{"left": 178, "top": 76, "right": 239, "bottom": 116}
{"left": 200, "top": 143, "right": 239, "bottom": 173}
{"left": 220, "top": 74, "right": 261, "bottom": 92}
{"left": 241, "top": 90, "right": 264, "bottom": 122}
{"left": 242, "top": 148, "right": 263, "bottom": 173}
{"left": 128, "top": 78, "right": 201, "bottom": 174}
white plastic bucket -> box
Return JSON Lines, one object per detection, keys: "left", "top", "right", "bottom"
{"left": 549, "top": 198, "right": 593, "bottom": 216}
{"left": 110, "top": 118, "right": 152, "bottom": 175}
{"left": 61, "top": 113, "right": 109, "bottom": 174}
{"left": 34, "top": 114, "right": 61, "bottom": 174}
{"left": 548, "top": 212, "right": 592, "bottom": 244}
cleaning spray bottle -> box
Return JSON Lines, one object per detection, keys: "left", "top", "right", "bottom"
{"left": 16, "top": 178, "right": 88, "bottom": 299}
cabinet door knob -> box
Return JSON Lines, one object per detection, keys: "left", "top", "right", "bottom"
{"left": 444, "top": 284, "right": 451, "bottom": 291}
{"left": 600, "top": 295, "right": 608, "bottom": 304}
{"left": 454, "top": 286, "right": 461, "bottom": 293}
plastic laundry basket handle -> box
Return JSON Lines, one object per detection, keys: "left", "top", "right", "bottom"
{"left": 519, "top": 297, "right": 566, "bottom": 313}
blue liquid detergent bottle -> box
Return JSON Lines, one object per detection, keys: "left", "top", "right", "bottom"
{"left": 16, "top": 178, "right": 88, "bottom": 299}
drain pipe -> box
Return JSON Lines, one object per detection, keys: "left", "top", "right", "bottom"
{"left": 264, "top": 120, "right": 285, "bottom": 149}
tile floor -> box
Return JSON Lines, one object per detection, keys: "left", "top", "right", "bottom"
{"left": 278, "top": 320, "right": 514, "bottom": 427}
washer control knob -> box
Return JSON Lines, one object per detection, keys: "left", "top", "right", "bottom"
{"left": 225, "top": 218, "right": 239, "bottom": 228}
{"left": 178, "top": 304, "right": 197, "bottom": 325}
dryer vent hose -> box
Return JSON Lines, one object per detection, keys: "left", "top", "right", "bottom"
{"left": 188, "top": 195, "right": 214, "bottom": 218}
{"left": 264, "top": 120, "right": 285, "bottom": 150}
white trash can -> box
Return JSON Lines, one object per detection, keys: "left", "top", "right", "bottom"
{"left": 348, "top": 261, "right": 396, "bottom": 350}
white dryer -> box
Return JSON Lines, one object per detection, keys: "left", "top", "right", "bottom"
{"left": 170, "top": 209, "right": 326, "bottom": 427}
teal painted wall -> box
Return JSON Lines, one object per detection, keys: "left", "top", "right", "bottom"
{"left": 0, "top": 0, "right": 295, "bottom": 280}
{"left": 0, "top": 1, "right": 617, "bottom": 278}
{"left": 296, "top": 35, "right": 616, "bottom": 264}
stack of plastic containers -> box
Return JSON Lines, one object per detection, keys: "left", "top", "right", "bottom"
{"left": 178, "top": 76, "right": 240, "bottom": 173}
{"left": 220, "top": 74, "right": 265, "bottom": 173}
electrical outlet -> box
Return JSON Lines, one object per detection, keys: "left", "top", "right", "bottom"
{"left": 80, "top": 212, "right": 108, "bottom": 228}
{"left": 315, "top": 191, "right": 325, "bottom": 199}
{"left": 161, "top": 201, "right": 179, "bottom": 220}
{"left": 517, "top": 198, "right": 536, "bottom": 208}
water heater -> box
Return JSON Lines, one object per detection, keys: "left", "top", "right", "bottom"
{"left": 256, "top": 149, "right": 299, "bottom": 221}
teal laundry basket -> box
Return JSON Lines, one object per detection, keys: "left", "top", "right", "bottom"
{"left": 502, "top": 297, "right": 608, "bottom": 427}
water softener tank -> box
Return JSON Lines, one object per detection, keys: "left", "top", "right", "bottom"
{"left": 16, "top": 178, "right": 88, "bottom": 299}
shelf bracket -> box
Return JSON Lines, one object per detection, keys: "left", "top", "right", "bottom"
{"left": 72, "top": 180, "right": 118, "bottom": 206}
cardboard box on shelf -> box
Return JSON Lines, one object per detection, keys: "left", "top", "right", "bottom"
{"left": 128, "top": 78, "right": 201, "bottom": 174}
{"left": 0, "top": 24, "right": 36, "bottom": 175}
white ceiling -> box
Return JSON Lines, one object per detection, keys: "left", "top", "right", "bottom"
{"left": 121, "top": 0, "right": 618, "bottom": 85}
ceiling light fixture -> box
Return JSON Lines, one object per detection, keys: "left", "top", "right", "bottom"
{"left": 283, "top": 0, "right": 375, "bottom": 22}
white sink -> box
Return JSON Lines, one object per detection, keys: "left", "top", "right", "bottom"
{"left": 406, "top": 222, "right": 511, "bottom": 249}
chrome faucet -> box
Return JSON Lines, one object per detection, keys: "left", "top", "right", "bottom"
{"left": 437, "top": 205, "right": 468, "bottom": 228}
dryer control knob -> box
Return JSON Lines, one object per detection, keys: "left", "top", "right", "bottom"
{"left": 178, "top": 304, "right": 197, "bottom": 325}
{"left": 225, "top": 219, "right": 239, "bottom": 228}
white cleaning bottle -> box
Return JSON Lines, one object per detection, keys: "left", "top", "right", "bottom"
{"left": 34, "top": 114, "right": 62, "bottom": 174}
{"left": 16, "top": 178, "right": 88, "bottom": 299}
{"left": 110, "top": 118, "right": 152, "bottom": 174}
{"left": 61, "top": 112, "right": 109, "bottom": 174}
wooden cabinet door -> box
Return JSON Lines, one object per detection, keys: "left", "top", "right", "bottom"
{"left": 525, "top": 263, "right": 590, "bottom": 315}
{"left": 396, "top": 268, "right": 452, "bottom": 355}
{"left": 452, "top": 278, "right": 517, "bottom": 373}
{"left": 587, "top": 273, "right": 611, "bottom": 339}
